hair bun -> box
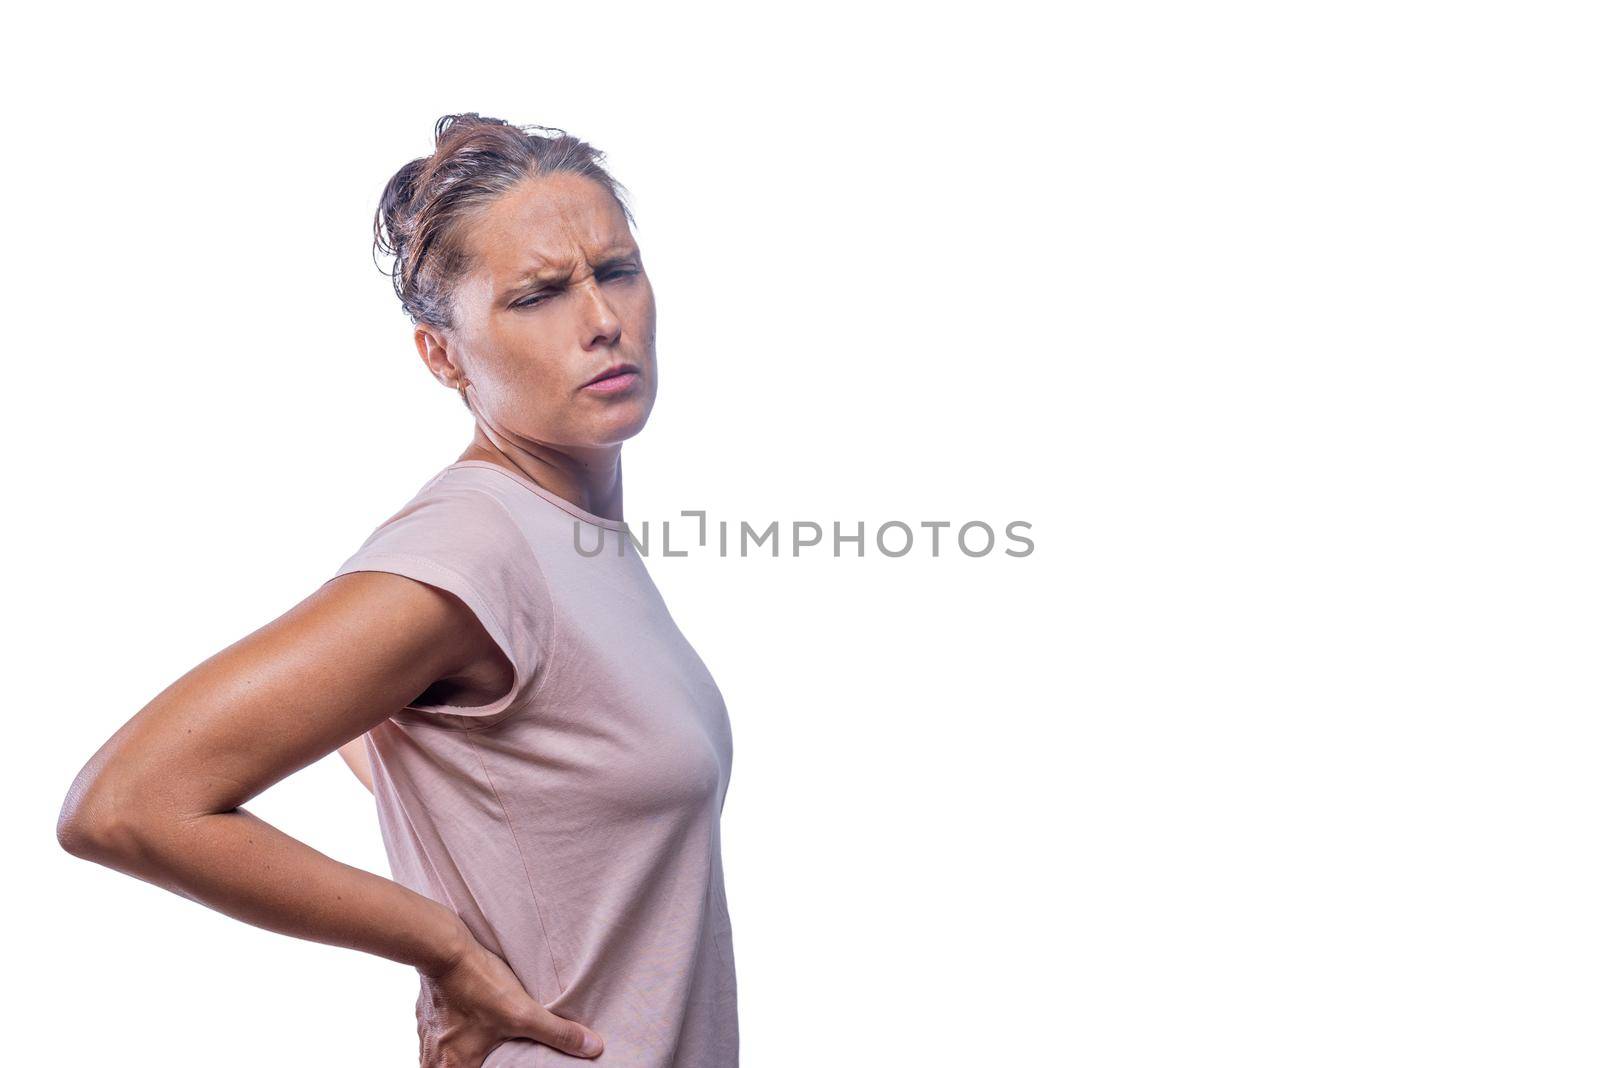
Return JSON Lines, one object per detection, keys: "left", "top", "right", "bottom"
{"left": 370, "top": 113, "right": 634, "bottom": 330}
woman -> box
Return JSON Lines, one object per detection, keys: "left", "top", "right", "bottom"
{"left": 56, "top": 113, "right": 739, "bottom": 1068}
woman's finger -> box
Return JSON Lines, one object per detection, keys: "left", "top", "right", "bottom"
{"left": 507, "top": 1000, "right": 605, "bottom": 1059}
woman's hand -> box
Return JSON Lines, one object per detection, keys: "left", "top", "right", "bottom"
{"left": 418, "top": 934, "right": 604, "bottom": 1065}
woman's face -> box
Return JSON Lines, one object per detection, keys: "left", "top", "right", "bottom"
{"left": 425, "top": 172, "right": 658, "bottom": 450}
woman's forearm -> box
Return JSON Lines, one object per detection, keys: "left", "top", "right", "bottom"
{"left": 74, "top": 804, "right": 470, "bottom": 978}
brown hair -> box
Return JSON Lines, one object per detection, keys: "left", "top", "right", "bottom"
{"left": 373, "top": 113, "right": 636, "bottom": 333}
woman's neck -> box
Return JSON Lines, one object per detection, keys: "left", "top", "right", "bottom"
{"left": 459, "top": 426, "right": 624, "bottom": 524}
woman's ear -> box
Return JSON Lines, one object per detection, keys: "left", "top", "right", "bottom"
{"left": 415, "top": 324, "right": 467, "bottom": 392}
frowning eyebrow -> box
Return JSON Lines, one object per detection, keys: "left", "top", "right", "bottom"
{"left": 499, "top": 249, "right": 640, "bottom": 299}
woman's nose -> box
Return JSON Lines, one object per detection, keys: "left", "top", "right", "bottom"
{"left": 578, "top": 280, "right": 622, "bottom": 347}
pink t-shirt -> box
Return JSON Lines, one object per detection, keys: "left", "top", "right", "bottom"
{"left": 325, "top": 460, "right": 738, "bottom": 1067}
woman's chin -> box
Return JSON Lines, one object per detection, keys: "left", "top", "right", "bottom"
{"left": 601, "top": 393, "right": 656, "bottom": 442}
{"left": 584, "top": 405, "right": 654, "bottom": 447}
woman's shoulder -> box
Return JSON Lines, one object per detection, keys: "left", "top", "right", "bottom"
{"left": 326, "top": 464, "right": 554, "bottom": 728}
{"left": 350, "top": 465, "right": 524, "bottom": 549}
{"left": 328, "top": 463, "right": 550, "bottom": 609}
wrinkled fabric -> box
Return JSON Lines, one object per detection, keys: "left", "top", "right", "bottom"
{"left": 326, "top": 460, "right": 738, "bottom": 1067}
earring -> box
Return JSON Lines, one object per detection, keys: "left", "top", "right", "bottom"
{"left": 457, "top": 379, "right": 470, "bottom": 405}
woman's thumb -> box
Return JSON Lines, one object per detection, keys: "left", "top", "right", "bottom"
{"left": 514, "top": 1002, "right": 605, "bottom": 1058}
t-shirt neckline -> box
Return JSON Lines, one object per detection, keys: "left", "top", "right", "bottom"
{"left": 444, "top": 460, "right": 630, "bottom": 531}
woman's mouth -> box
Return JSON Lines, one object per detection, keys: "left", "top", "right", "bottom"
{"left": 581, "top": 364, "right": 641, "bottom": 394}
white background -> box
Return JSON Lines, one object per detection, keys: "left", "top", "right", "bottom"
{"left": 7, "top": 2, "right": 1596, "bottom": 1065}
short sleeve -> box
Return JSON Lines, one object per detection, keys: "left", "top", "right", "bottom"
{"left": 324, "top": 482, "right": 550, "bottom": 728}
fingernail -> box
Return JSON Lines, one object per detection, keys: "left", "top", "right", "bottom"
{"left": 581, "top": 1032, "right": 604, "bottom": 1056}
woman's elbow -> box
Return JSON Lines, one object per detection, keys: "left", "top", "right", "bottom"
{"left": 56, "top": 772, "right": 151, "bottom": 865}
{"left": 57, "top": 797, "right": 125, "bottom": 862}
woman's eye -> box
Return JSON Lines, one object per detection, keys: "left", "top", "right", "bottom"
{"left": 516, "top": 269, "right": 634, "bottom": 308}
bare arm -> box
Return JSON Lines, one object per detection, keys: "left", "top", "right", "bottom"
{"left": 56, "top": 566, "right": 604, "bottom": 1061}
{"left": 339, "top": 736, "right": 375, "bottom": 795}
{"left": 55, "top": 571, "right": 494, "bottom": 974}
